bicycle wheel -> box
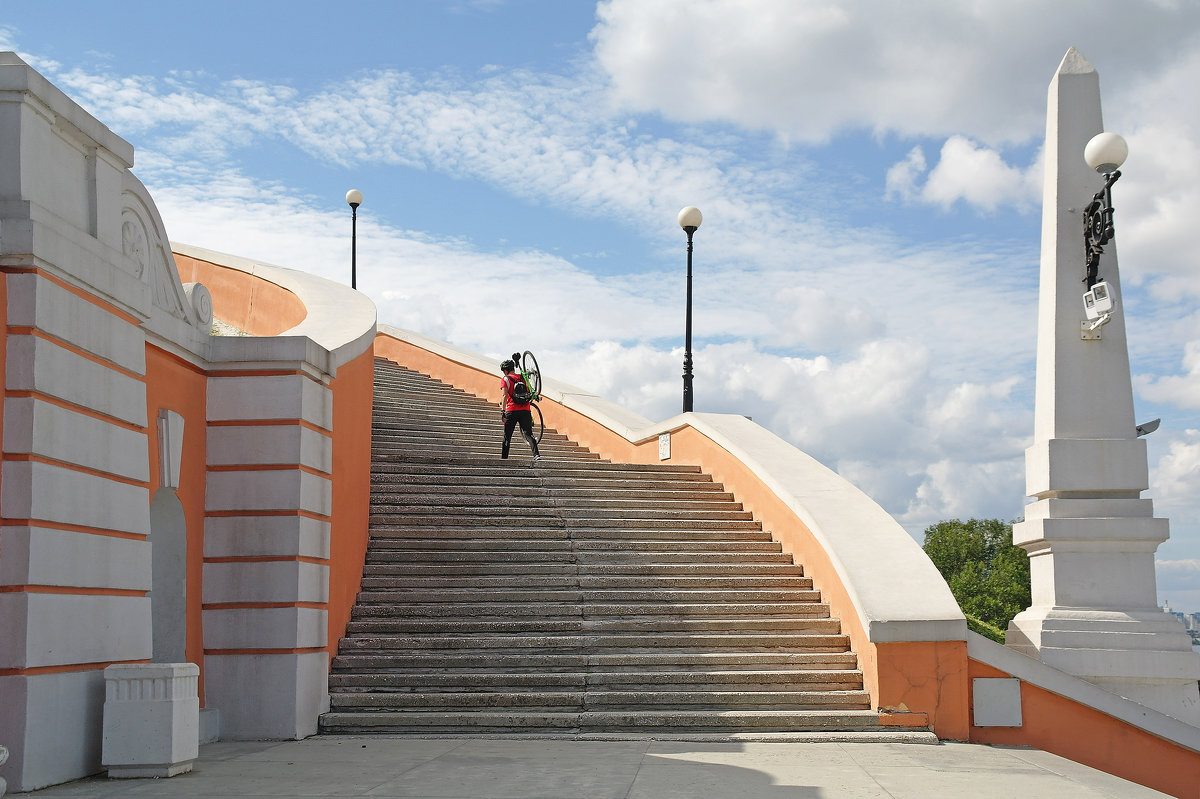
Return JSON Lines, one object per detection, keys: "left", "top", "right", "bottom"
{"left": 521, "top": 350, "right": 542, "bottom": 397}
{"left": 530, "top": 402, "right": 544, "bottom": 444}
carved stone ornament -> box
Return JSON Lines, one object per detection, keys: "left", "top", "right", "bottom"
{"left": 182, "top": 283, "right": 213, "bottom": 328}
{"left": 121, "top": 214, "right": 149, "bottom": 278}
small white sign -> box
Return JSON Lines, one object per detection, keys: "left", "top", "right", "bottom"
{"left": 972, "top": 678, "right": 1022, "bottom": 727}
{"left": 658, "top": 433, "right": 671, "bottom": 461}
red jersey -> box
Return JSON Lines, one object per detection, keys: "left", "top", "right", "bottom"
{"left": 501, "top": 372, "right": 531, "bottom": 412}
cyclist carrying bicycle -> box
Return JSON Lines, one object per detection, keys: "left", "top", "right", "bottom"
{"left": 499, "top": 358, "right": 541, "bottom": 463}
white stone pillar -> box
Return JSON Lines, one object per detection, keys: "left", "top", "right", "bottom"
{"left": 1007, "top": 48, "right": 1200, "bottom": 724}
{"left": 101, "top": 663, "right": 199, "bottom": 778}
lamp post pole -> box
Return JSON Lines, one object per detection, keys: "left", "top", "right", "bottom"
{"left": 346, "top": 189, "right": 363, "bottom": 289}
{"left": 678, "top": 206, "right": 702, "bottom": 413}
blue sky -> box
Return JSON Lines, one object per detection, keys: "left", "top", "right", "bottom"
{"left": 4, "top": 0, "right": 1200, "bottom": 613}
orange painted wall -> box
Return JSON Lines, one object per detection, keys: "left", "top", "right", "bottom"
{"left": 372, "top": 332, "right": 970, "bottom": 739}
{"left": 967, "top": 658, "right": 1200, "bottom": 798}
{"left": 144, "top": 344, "right": 210, "bottom": 704}
{"left": 175, "top": 254, "right": 307, "bottom": 337}
{"left": 325, "top": 346, "right": 375, "bottom": 661}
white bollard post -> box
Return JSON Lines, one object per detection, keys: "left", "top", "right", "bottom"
{"left": 102, "top": 663, "right": 200, "bottom": 778}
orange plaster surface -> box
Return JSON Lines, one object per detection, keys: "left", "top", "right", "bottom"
{"left": 870, "top": 641, "right": 969, "bottom": 739}
{"left": 144, "top": 345, "right": 209, "bottom": 704}
{"left": 967, "top": 658, "right": 1200, "bottom": 797}
{"left": 371, "top": 332, "right": 971, "bottom": 740}
{"left": 325, "top": 346, "right": 375, "bottom": 661}
{"left": 373, "top": 337, "right": 500, "bottom": 403}
{"left": 175, "top": 253, "right": 307, "bottom": 336}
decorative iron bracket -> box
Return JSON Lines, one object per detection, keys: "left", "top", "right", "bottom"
{"left": 1083, "top": 169, "right": 1121, "bottom": 289}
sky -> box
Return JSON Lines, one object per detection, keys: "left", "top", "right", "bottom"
{"left": 4, "top": 0, "right": 1200, "bottom": 614}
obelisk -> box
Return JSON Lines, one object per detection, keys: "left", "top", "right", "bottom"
{"left": 1007, "top": 48, "right": 1199, "bottom": 724}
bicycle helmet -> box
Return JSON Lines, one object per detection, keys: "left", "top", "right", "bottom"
{"left": 500, "top": 359, "right": 516, "bottom": 372}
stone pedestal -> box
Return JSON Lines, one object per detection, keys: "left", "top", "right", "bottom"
{"left": 102, "top": 663, "right": 199, "bottom": 778}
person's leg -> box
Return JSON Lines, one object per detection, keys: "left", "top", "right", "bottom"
{"left": 517, "top": 410, "right": 540, "bottom": 457}
{"left": 501, "top": 413, "right": 518, "bottom": 458}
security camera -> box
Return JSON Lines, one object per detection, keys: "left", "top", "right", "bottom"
{"left": 1083, "top": 281, "right": 1115, "bottom": 321}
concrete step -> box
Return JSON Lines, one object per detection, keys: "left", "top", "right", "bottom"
{"left": 336, "top": 631, "right": 849, "bottom": 651}
{"left": 364, "top": 550, "right": 797, "bottom": 565}
{"left": 359, "top": 562, "right": 806, "bottom": 577}
{"left": 370, "top": 469, "right": 717, "bottom": 486}
{"left": 371, "top": 455, "right": 702, "bottom": 474}
{"left": 352, "top": 587, "right": 824, "bottom": 604}
{"left": 368, "top": 485, "right": 737, "bottom": 502}
{"left": 331, "top": 650, "right": 859, "bottom": 672}
{"left": 371, "top": 425, "right": 582, "bottom": 439}
{"left": 356, "top": 574, "right": 814, "bottom": 590}
{"left": 368, "top": 494, "right": 746, "bottom": 512}
{"left": 319, "top": 708, "right": 890, "bottom": 734}
{"left": 367, "top": 517, "right": 763, "bottom": 532}
{"left": 328, "top": 689, "right": 871, "bottom": 712}
{"left": 344, "top": 616, "right": 835, "bottom": 635}
{"left": 349, "top": 602, "right": 833, "bottom": 618}
{"left": 366, "top": 529, "right": 774, "bottom": 544}
{"left": 328, "top": 669, "right": 862, "bottom": 692}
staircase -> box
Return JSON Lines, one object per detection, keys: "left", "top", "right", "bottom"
{"left": 319, "top": 359, "right": 929, "bottom": 739}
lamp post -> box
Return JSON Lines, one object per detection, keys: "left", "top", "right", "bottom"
{"left": 678, "top": 206, "right": 702, "bottom": 413}
{"left": 1081, "top": 132, "right": 1127, "bottom": 289}
{"left": 346, "top": 189, "right": 363, "bottom": 289}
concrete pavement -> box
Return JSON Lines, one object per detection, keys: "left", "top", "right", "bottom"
{"left": 15, "top": 736, "right": 1171, "bottom": 798}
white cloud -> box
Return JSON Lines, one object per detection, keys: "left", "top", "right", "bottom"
{"left": 885, "top": 146, "right": 927, "bottom": 204}
{"left": 1158, "top": 558, "right": 1200, "bottom": 578}
{"left": 919, "top": 137, "right": 1041, "bottom": 212}
{"left": 1138, "top": 343, "right": 1200, "bottom": 411}
{"left": 1109, "top": 46, "right": 1200, "bottom": 292}
{"left": 885, "top": 138, "right": 1042, "bottom": 212}
{"left": 905, "top": 458, "right": 1025, "bottom": 527}
{"left": 591, "top": 0, "right": 1200, "bottom": 145}
{"left": 1151, "top": 430, "right": 1200, "bottom": 505}
{"left": 1156, "top": 559, "right": 1200, "bottom": 614}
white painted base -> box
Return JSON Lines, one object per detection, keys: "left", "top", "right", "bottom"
{"left": 0, "top": 670, "right": 106, "bottom": 792}
{"left": 1007, "top": 607, "right": 1200, "bottom": 724}
{"left": 203, "top": 652, "right": 328, "bottom": 740}
{"left": 199, "top": 708, "right": 220, "bottom": 744}
{"left": 106, "top": 761, "right": 194, "bottom": 779}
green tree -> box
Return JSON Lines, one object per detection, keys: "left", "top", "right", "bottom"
{"left": 922, "top": 518, "right": 1031, "bottom": 643}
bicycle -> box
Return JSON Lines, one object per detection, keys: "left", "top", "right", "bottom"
{"left": 510, "top": 350, "right": 544, "bottom": 444}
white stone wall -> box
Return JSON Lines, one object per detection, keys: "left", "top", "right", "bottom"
{"left": 0, "top": 53, "right": 376, "bottom": 790}
{"left": 0, "top": 52, "right": 157, "bottom": 792}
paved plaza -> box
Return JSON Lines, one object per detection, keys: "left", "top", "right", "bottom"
{"left": 15, "top": 736, "right": 1169, "bottom": 798}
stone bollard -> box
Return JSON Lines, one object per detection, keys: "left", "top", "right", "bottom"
{"left": 102, "top": 663, "right": 200, "bottom": 778}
